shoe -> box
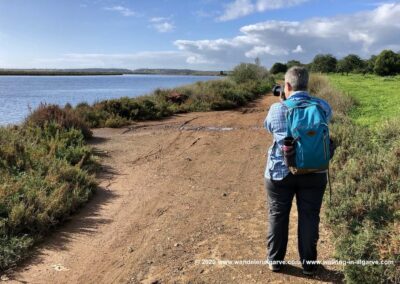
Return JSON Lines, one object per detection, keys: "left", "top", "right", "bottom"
{"left": 302, "top": 265, "right": 318, "bottom": 276}
{"left": 268, "top": 263, "right": 282, "bottom": 272}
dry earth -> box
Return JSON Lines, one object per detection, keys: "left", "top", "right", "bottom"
{"left": 7, "top": 95, "right": 344, "bottom": 283}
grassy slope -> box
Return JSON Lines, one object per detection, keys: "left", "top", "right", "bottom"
{"left": 328, "top": 74, "right": 400, "bottom": 126}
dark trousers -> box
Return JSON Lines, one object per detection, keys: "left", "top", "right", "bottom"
{"left": 265, "top": 173, "right": 327, "bottom": 269}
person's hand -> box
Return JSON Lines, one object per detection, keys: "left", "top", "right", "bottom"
{"left": 280, "top": 92, "right": 286, "bottom": 101}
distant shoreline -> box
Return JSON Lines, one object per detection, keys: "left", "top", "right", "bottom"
{"left": 0, "top": 68, "right": 227, "bottom": 76}
{"left": 0, "top": 72, "right": 124, "bottom": 76}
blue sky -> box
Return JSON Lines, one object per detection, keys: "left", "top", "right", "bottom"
{"left": 0, "top": 0, "right": 399, "bottom": 70}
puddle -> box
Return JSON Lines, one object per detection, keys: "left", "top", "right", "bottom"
{"left": 180, "top": 126, "right": 235, "bottom": 132}
{"left": 180, "top": 125, "right": 265, "bottom": 132}
{"left": 129, "top": 124, "right": 264, "bottom": 132}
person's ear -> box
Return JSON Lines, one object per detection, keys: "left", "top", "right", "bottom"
{"left": 286, "top": 82, "right": 293, "bottom": 92}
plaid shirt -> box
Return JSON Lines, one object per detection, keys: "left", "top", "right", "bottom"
{"left": 264, "top": 91, "right": 332, "bottom": 181}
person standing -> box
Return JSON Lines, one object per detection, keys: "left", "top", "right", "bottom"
{"left": 264, "top": 66, "right": 332, "bottom": 275}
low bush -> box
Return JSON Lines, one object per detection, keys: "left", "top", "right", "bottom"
{"left": 104, "top": 115, "right": 129, "bottom": 128}
{"left": 230, "top": 62, "right": 270, "bottom": 84}
{"left": 0, "top": 123, "right": 98, "bottom": 270}
{"left": 25, "top": 103, "right": 92, "bottom": 139}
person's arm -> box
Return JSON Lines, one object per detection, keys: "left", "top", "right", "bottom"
{"left": 323, "top": 101, "right": 333, "bottom": 123}
{"left": 265, "top": 103, "right": 287, "bottom": 134}
{"left": 264, "top": 104, "right": 277, "bottom": 133}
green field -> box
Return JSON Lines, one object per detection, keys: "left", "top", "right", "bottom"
{"left": 328, "top": 74, "right": 400, "bottom": 126}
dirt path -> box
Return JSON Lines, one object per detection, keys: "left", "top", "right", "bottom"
{"left": 8, "top": 95, "right": 343, "bottom": 283}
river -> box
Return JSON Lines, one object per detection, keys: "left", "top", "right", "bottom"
{"left": 0, "top": 74, "right": 219, "bottom": 125}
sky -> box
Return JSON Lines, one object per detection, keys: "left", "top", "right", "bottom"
{"left": 0, "top": 0, "right": 399, "bottom": 70}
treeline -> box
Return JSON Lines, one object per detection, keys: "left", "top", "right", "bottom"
{"left": 270, "top": 49, "right": 400, "bottom": 76}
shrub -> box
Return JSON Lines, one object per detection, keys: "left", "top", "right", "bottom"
{"left": 230, "top": 63, "right": 270, "bottom": 84}
{"left": 104, "top": 115, "right": 129, "bottom": 128}
{"left": 0, "top": 123, "right": 98, "bottom": 269}
{"left": 25, "top": 103, "right": 92, "bottom": 139}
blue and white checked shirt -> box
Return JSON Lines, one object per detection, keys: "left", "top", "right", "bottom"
{"left": 264, "top": 91, "right": 333, "bottom": 181}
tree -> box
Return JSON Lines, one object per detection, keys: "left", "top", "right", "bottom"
{"left": 230, "top": 62, "right": 269, "bottom": 84}
{"left": 286, "top": 60, "right": 302, "bottom": 69}
{"left": 374, "top": 50, "right": 400, "bottom": 76}
{"left": 270, "top": 62, "right": 287, "bottom": 74}
{"left": 362, "top": 55, "right": 377, "bottom": 74}
{"left": 337, "top": 54, "right": 364, "bottom": 75}
{"left": 336, "top": 59, "right": 349, "bottom": 75}
{"left": 311, "top": 54, "right": 337, "bottom": 73}
{"left": 254, "top": 57, "right": 261, "bottom": 66}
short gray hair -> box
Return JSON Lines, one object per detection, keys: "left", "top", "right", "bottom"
{"left": 284, "top": 66, "right": 309, "bottom": 91}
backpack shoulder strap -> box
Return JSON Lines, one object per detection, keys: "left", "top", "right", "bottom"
{"left": 280, "top": 99, "right": 298, "bottom": 110}
{"left": 280, "top": 100, "right": 300, "bottom": 138}
{"left": 308, "top": 97, "right": 329, "bottom": 122}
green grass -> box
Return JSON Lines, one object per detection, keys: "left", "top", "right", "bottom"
{"left": 328, "top": 74, "right": 400, "bottom": 126}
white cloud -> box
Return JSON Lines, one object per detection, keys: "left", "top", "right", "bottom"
{"left": 256, "top": 0, "right": 308, "bottom": 11}
{"left": 218, "top": 0, "right": 309, "bottom": 21}
{"left": 218, "top": 0, "right": 255, "bottom": 21}
{"left": 292, "top": 45, "right": 304, "bottom": 53}
{"left": 31, "top": 3, "right": 400, "bottom": 70}
{"left": 154, "top": 22, "right": 175, "bottom": 33}
{"left": 104, "top": 6, "right": 136, "bottom": 17}
{"left": 186, "top": 55, "right": 215, "bottom": 64}
{"left": 245, "top": 45, "right": 289, "bottom": 58}
{"left": 150, "top": 17, "right": 169, "bottom": 23}
{"left": 149, "top": 16, "right": 175, "bottom": 33}
{"left": 175, "top": 3, "right": 400, "bottom": 68}
{"left": 33, "top": 51, "right": 191, "bottom": 69}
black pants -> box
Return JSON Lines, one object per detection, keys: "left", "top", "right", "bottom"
{"left": 265, "top": 173, "right": 327, "bottom": 269}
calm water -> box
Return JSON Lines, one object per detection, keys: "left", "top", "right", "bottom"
{"left": 0, "top": 74, "right": 219, "bottom": 125}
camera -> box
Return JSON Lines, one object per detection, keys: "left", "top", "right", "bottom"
{"left": 272, "top": 85, "right": 285, "bottom": 97}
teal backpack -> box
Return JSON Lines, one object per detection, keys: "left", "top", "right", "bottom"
{"left": 282, "top": 98, "right": 331, "bottom": 175}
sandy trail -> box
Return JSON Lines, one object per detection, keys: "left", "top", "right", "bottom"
{"left": 9, "top": 95, "right": 343, "bottom": 283}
